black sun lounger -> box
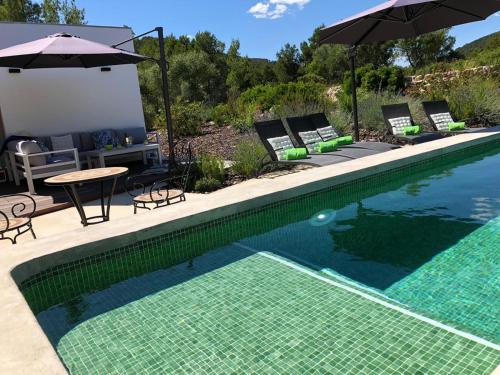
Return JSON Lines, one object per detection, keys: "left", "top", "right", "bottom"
{"left": 381, "top": 103, "right": 443, "bottom": 144}
{"left": 286, "top": 113, "right": 398, "bottom": 156}
{"left": 254, "top": 119, "right": 345, "bottom": 167}
{"left": 422, "top": 100, "right": 485, "bottom": 134}
{"left": 255, "top": 119, "right": 398, "bottom": 167}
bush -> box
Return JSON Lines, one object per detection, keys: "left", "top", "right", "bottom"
{"left": 211, "top": 103, "right": 235, "bottom": 126}
{"left": 238, "top": 82, "right": 329, "bottom": 112}
{"left": 171, "top": 101, "right": 208, "bottom": 136}
{"left": 423, "top": 76, "right": 500, "bottom": 125}
{"left": 198, "top": 153, "right": 225, "bottom": 182}
{"left": 232, "top": 137, "right": 268, "bottom": 178}
{"left": 354, "top": 91, "right": 427, "bottom": 131}
{"left": 343, "top": 65, "right": 405, "bottom": 94}
{"left": 194, "top": 177, "right": 222, "bottom": 193}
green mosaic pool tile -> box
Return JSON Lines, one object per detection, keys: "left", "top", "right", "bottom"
{"left": 38, "top": 247, "right": 499, "bottom": 375}
{"left": 386, "top": 216, "right": 500, "bottom": 343}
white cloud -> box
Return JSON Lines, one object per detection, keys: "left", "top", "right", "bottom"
{"left": 248, "top": 0, "right": 310, "bottom": 20}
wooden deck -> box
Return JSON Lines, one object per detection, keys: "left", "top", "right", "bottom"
{"left": 1, "top": 162, "right": 161, "bottom": 217}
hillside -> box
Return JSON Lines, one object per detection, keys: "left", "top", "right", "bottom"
{"left": 456, "top": 31, "right": 500, "bottom": 57}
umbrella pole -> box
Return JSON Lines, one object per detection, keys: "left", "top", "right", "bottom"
{"left": 156, "top": 27, "right": 176, "bottom": 166}
{"left": 349, "top": 45, "right": 360, "bottom": 142}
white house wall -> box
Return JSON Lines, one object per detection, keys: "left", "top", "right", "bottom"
{"left": 0, "top": 22, "right": 146, "bottom": 138}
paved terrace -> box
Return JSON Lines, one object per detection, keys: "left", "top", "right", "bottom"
{"left": 0, "top": 129, "right": 499, "bottom": 374}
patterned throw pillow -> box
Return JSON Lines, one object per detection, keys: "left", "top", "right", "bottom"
{"left": 92, "top": 130, "right": 115, "bottom": 150}
{"left": 317, "top": 126, "right": 339, "bottom": 141}
{"left": 267, "top": 135, "right": 295, "bottom": 161}
{"left": 430, "top": 112, "right": 454, "bottom": 131}
{"left": 298, "top": 130, "right": 323, "bottom": 153}
{"left": 388, "top": 117, "right": 413, "bottom": 136}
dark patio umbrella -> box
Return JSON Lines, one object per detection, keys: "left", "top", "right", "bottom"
{"left": 0, "top": 31, "right": 176, "bottom": 164}
{"left": 319, "top": 0, "right": 500, "bottom": 141}
{"left": 0, "top": 32, "right": 148, "bottom": 69}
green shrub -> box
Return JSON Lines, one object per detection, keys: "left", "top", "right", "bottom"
{"left": 194, "top": 177, "right": 222, "bottom": 193}
{"left": 198, "top": 153, "right": 225, "bottom": 182}
{"left": 232, "top": 137, "right": 268, "bottom": 178}
{"left": 355, "top": 91, "right": 427, "bottom": 131}
{"left": 425, "top": 76, "right": 500, "bottom": 125}
{"left": 238, "top": 82, "right": 329, "bottom": 112}
{"left": 343, "top": 65, "right": 405, "bottom": 94}
{"left": 211, "top": 103, "right": 234, "bottom": 126}
{"left": 327, "top": 106, "right": 352, "bottom": 135}
{"left": 231, "top": 104, "right": 257, "bottom": 133}
{"left": 171, "top": 101, "right": 208, "bottom": 136}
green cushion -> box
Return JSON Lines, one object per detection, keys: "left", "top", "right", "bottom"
{"left": 283, "top": 148, "right": 308, "bottom": 160}
{"left": 403, "top": 126, "right": 421, "bottom": 136}
{"left": 448, "top": 122, "right": 465, "bottom": 131}
{"left": 337, "top": 135, "right": 354, "bottom": 146}
{"left": 316, "top": 140, "right": 338, "bottom": 153}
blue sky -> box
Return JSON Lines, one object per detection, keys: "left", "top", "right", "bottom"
{"left": 77, "top": 0, "right": 499, "bottom": 59}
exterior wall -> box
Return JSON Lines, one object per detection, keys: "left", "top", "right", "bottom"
{"left": 0, "top": 22, "right": 145, "bottom": 139}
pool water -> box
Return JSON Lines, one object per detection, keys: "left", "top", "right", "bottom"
{"left": 240, "top": 146, "right": 500, "bottom": 342}
{"left": 25, "top": 142, "right": 500, "bottom": 374}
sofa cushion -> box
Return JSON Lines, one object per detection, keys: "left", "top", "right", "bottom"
{"left": 80, "top": 132, "right": 95, "bottom": 151}
{"left": 16, "top": 141, "right": 46, "bottom": 166}
{"left": 70, "top": 133, "right": 82, "bottom": 151}
{"left": 92, "top": 130, "right": 115, "bottom": 150}
{"left": 51, "top": 134, "right": 74, "bottom": 151}
{"left": 116, "top": 127, "right": 147, "bottom": 145}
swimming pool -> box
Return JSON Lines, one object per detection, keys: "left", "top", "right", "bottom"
{"left": 19, "top": 140, "right": 500, "bottom": 374}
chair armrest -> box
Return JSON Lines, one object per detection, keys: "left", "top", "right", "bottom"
{"left": 15, "top": 148, "right": 78, "bottom": 158}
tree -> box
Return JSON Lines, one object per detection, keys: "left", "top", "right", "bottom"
{"left": 356, "top": 41, "right": 396, "bottom": 68}
{"left": 0, "top": 0, "right": 41, "bottom": 22}
{"left": 397, "top": 29, "right": 456, "bottom": 69}
{"left": 275, "top": 43, "right": 301, "bottom": 83}
{"left": 300, "top": 25, "right": 324, "bottom": 65}
{"left": 0, "top": 0, "right": 85, "bottom": 24}
{"left": 306, "top": 44, "right": 349, "bottom": 83}
{"left": 169, "top": 50, "right": 221, "bottom": 104}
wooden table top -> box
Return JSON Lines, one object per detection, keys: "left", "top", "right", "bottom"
{"left": 45, "top": 167, "right": 128, "bottom": 185}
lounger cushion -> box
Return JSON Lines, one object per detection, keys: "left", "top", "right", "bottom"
{"left": 267, "top": 135, "right": 294, "bottom": 161}
{"left": 16, "top": 141, "right": 46, "bottom": 166}
{"left": 298, "top": 130, "right": 323, "bottom": 153}
{"left": 388, "top": 117, "right": 413, "bottom": 135}
{"left": 430, "top": 112, "right": 454, "bottom": 131}
{"left": 317, "top": 126, "right": 338, "bottom": 141}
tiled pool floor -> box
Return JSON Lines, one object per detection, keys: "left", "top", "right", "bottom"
{"left": 39, "top": 246, "right": 499, "bottom": 375}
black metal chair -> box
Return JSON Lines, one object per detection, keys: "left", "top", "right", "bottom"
{"left": 381, "top": 103, "right": 443, "bottom": 144}
{"left": 0, "top": 194, "right": 37, "bottom": 244}
{"left": 125, "top": 143, "right": 193, "bottom": 214}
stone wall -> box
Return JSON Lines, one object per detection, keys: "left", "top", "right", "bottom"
{"left": 405, "top": 65, "right": 497, "bottom": 93}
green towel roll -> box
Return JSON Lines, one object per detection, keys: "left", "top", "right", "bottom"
{"left": 403, "top": 126, "right": 421, "bottom": 136}
{"left": 316, "top": 140, "right": 338, "bottom": 153}
{"left": 337, "top": 135, "right": 354, "bottom": 145}
{"left": 448, "top": 122, "right": 465, "bottom": 131}
{"left": 283, "top": 148, "right": 308, "bottom": 160}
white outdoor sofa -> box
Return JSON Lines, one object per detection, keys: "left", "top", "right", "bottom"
{"left": 7, "top": 147, "right": 80, "bottom": 194}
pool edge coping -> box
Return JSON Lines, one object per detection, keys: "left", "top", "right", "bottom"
{"left": 1, "top": 129, "right": 500, "bottom": 374}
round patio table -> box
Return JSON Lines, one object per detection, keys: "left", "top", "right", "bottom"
{"left": 45, "top": 167, "right": 128, "bottom": 227}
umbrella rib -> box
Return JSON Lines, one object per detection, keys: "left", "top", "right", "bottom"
{"left": 22, "top": 53, "right": 42, "bottom": 69}
{"left": 319, "top": 18, "right": 367, "bottom": 44}
{"left": 438, "top": 3, "right": 484, "bottom": 20}
{"left": 354, "top": 9, "right": 393, "bottom": 45}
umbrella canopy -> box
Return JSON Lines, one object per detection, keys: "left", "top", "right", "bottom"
{"left": 0, "top": 32, "right": 148, "bottom": 69}
{"left": 319, "top": 0, "right": 500, "bottom": 141}
{"left": 320, "top": 0, "right": 500, "bottom": 45}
